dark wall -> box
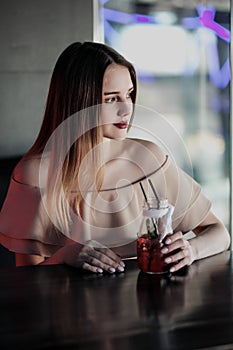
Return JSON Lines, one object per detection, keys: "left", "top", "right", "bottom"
{"left": 0, "top": 0, "right": 98, "bottom": 267}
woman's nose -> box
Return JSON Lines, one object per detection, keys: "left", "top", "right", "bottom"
{"left": 117, "top": 101, "right": 132, "bottom": 117}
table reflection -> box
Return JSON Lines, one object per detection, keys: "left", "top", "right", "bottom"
{"left": 0, "top": 252, "right": 232, "bottom": 350}
{"left": 136, "top": 252, "right": 233, "bottom": 349}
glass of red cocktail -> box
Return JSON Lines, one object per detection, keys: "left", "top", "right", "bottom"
{"left": 137, "top": 234, "right": 169, "bottom": 274}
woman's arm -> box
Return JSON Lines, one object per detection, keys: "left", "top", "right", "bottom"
{"left": 190, "top": 211, "right": 230, "bottom": 260}
{"left": 16, "top": 253, "right": 45, "bottom": 266}
{"left": 160, "top": 211, "right": 230, "bottom": 273}
{"left": 15, "top": 240, "right": 125, "bottom": 274}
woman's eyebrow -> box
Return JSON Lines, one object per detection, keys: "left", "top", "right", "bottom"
{"left": 104, "top": 86, "right": 134, "bottom": 96}
{"left": 104, "top": 91, "right": 119, "bottom": 95}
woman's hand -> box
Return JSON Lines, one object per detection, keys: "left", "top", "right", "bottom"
{"left": 161, "top": 231, "right": 195, "bottom": 273}
{"left": 59, "top": 240, "right": 125, "bottom": 274}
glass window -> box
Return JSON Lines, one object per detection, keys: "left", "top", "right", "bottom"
{"left": 100, "top": 0, "right": 231, "bottom": 236}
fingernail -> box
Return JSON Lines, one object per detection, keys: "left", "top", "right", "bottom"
{"left": 170, "top": 267, "right": 175, "bottom": 272}
{"left": 108, "top": 267, "right": 116, "bottom": 273}
{"left": 117, "top": 265, "right": 125, "bottom": 272}
{"left": 165, "top": 238, "right": 171, "bottom": 244}
{"left": 161, "top": 247, "right": 168, "bottom": 254}
{"left": 165, "top": 257, "right": 172, "bottom": 263}
{"left": 96, "top": 268, "right": 103, "bottom": 273}
{"left": 119, "top": 261, "right": 125, "bottom": 267}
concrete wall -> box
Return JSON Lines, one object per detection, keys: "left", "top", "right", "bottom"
{"left": 0, "top": 0, "right": 97, "bottom": 157}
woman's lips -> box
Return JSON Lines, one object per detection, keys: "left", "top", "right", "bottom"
{"left": 113, "top": 122, "right": 128, "bottom": 129}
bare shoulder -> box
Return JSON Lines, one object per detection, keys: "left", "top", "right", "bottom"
{"left": 13, "top": 155, "right": 49, "bottom": 188}
{"left": 126, "top": 138, "right": 166, "bottom": 164}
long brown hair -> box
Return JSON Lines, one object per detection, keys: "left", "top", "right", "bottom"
{"left": 25, "top": 42, "right": 137, "bottom": 235}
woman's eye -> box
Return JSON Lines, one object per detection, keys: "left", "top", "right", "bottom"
{"left": 104, "top": 91, "right": 133, "bottom": 103}
{"left": 105, "top": 97, "right": 118, "bottom": 103}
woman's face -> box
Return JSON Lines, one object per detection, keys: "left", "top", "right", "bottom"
{"left": 101, "top": 64, "right": 134, "bottom": 140}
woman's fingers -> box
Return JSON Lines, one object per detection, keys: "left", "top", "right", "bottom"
{"left": 162, "top": 231, "right": 189, "bottom": 252}
{"left": 164, "top": 246, "right": 189, "bottom": 264}
{"left": 96, "top": 246, "right": 125, "bottom": 266}
{"left": 82, "top": 262, "right": 104, "bottom": 274}
{"left": 86, "top": 240, "right": 123, "bottom": 264}
{"left": 80, "top": 241, "right": 125, "bottom": 273}
{"left": 161, "top": 232, "right": 194, "bottom": 272}
{"left": 168, "top": 258, "right": 190, "bottom": 273}
{"left": 164, "top": 231, "right": 183, "bottom": 245}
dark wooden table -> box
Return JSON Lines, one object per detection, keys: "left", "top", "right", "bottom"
{"left": 1, "top": 251, "right": 233, "bottom": 350}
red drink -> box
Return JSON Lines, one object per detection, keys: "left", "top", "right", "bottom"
{"left": 137, "top": 235, "right": 168, "bottom": 274}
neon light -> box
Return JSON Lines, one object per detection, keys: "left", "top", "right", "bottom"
{"left": 181, "top": 5, "right": 230, "bottom": 88}
{"left": 104, "top": 8, "right": 136, "bottom": 24}
{"left": 136, "top": 15, "right": 153, "bottom": 23}
{"left": 205, "top": 37, "right": 230, "bottom": 89}
{"left": 209, "top": 58, "right": 231, "bottom": 89}
{"left": 99, "top": 0, "right": 110, "bottom": 5}
{"left": 103, "top": 4, "right": 230, "bottom": 88}
{"left": 103, "top": 8, "right": 157, "bottom": 25}
{"left": 104, "top": 18, "right": 119, "bottom": 40}
{"left": 182, "top": 5, "right": 230, "bottom": 43}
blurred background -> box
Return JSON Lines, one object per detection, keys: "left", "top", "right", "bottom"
{"left": 0, "top": 0, "right": 231, "bottom": 265}
{"left": 101, "top": 0, "right": 231, "bottom": 231}
{"left": 0, "top": 0, "right": 98, "bottom": 265}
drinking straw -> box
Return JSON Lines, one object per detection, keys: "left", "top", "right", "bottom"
{"left": 139, "top": 182, "right": 148, "bottom": 204}
{"left": 148, "top": 179, "right": 160, "bottom": 208}
{"left": 139, "top": 182, "right": 158, "bottom": 238}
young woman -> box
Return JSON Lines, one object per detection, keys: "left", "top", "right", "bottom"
{"left": 0, "top": 42, "right": 230, "bottom": 273}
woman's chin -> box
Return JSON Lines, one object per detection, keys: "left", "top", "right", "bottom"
{"left": 103, "top": 130, "right": 127, "bottom": 140}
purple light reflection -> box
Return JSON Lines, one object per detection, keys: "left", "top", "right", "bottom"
{"left": 182, "top": 5, "right": 230, "bottom": 43}
{"left": 99, "top": 0, "right": 110, "bottom": 5}
{"left": 181, "top": 5, "right": 230, "bottom": 88}
{"left": 104, "top": 8, "right": 157, "bottom": 25}
{"left": 103, "top": 4, "right": 230, "bottom": 88}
